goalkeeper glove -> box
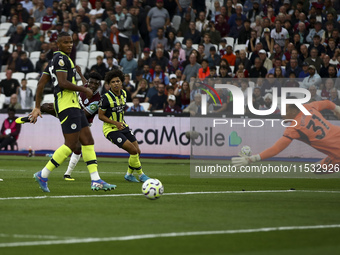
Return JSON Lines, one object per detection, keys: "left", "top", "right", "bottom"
{"left": 231, "top": 154, "right": 261, "bottom": 167}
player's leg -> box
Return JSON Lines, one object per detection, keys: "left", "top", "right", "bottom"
{"left": 78, "top": 116, "right": 116, "bottom": 190}
{"left": 122, "top": 129, "right": 150, "bottom": 182}
{"left": 64, "top": 141, "right": 82, "bottom": 181}
{"left": 34, "top": 109, "right": 81, "bottom": 192}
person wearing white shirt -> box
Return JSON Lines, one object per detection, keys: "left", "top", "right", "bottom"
{"left": 21, "top": 0, "right": 34, "bottom": 14}
{"left": 89, "top": 0, "right": 105, "bottom": 25}
{"left": 301, "top": 65, "right": 322, "bottom": 89}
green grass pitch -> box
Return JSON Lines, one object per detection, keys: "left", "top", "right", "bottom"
{"left": 0, "top": 155, "right": 340, "bottom": 255}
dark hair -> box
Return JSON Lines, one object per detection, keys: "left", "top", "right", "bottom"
{"left": 104, "top": 69, "right": 124, "bottom": 84}
{"left": 57, "top": 31, "right": 71, "bottom": 40}
{"left": 89, "top": 72, "right": 103, "bottom": 81}
{"left": 7, "top": 107, "right": 15, "bottom": 113}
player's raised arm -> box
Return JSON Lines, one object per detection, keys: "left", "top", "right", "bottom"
{"left": 29, "top": 72, "right": 51, "bottom": 123}
{"left": 232, "top": 136, "right": 292, "bottom": 167}
{"left": 75, "top": 65, "right": 87, "bottom": 87}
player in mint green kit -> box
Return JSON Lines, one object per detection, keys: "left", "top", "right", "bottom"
{"left": 99, "top": 69, "right": 150, "bottom": 182}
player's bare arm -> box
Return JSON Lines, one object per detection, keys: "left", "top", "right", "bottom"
{"left": 56, "top": 71, "right": 93, "bottom": 99}
{"left": 29, "top": 73, "right": 50, "bottom": 123}
{"left": 75, "top": 65, "right": 88, "bottom": 87}
{"left": 98, "top": 109, "right": 125, "bottom": 130}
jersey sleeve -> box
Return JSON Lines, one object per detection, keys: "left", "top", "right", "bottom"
{"left": 43, "top": 64, "right": 50, "bottom": 76}
{"left": 54, "top": 55, "right": 69, "bottom": 73}
{"left": 99, "top": 95, "right": 110, "bottom": 111}
{"left": 308, "top": 100, "right": 336, "bottom": 112}
{"left": 259, "top": 136, "right": 292, "bottom": 160}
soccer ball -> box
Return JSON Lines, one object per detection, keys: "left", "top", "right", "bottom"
{"left": 142, "top": 178, "right": 164, "bottom": 200}
{"left": 240, "top": 146, "right": 252, "bottom": 157}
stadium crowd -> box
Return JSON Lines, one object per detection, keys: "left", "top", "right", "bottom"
{"left": 0, "top": 0, "right": 339, "bottom": 117}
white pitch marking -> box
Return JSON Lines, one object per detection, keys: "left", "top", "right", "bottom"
{"left": 0, "top": 224, "right": 339, "bottom": 247}
{"left": 1, "top": 190, "right": 340, "bottom": 201}
{"left": 0, "top": 234, "right": 75, "bottom": 240}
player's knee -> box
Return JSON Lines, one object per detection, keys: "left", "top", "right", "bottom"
{"left": 129, "top": 146, "right": 139, "bottom": 155}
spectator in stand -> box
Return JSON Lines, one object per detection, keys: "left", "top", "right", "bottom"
{"left": 307, "top": 21, "right": 325, "bottom": 43}
{"left": 219, "top": 38, "right": 227, "bottom": 57}
{"left": 228, "top": 16, "right": 242, "bottom": 39}
{"left": 123, "top": 74, "right": 135, "bottom": 93}
{"left": 8, "top": 25, "right": 26, "bottom": 46}
{"left": 238, "top": 19, "right": 252, "bottom": 45}
{"left": 308, "top": 85, "right": 322, "bottom": 102}
{"left": 131, "top": 79, "right": 149, "bottom": 103}
{"left": 285, "top": 58, "right": 302, "bottom": 78}
{"left": 72, "top": 32, "right": 85, "bottom": 51}
{"left": 308, "top": 35, "right": 326, "bottom": 57}
{"left": 166, "top": 31, "right": 179, "bottom": 51}
{"left": 1, "top": 44, "right": 11, "bottom": 70}
{"left": 319, "top": 55, "right": 331, "bottom": 78}
{"left": 174, "top": 81, "right": 190, "bottom": 109}
{"left": 170, "top": 42, "right": 186, "bottom": 62}
{"left": 228, "top": 4, "right": 246, "bottom": 28}
{"left": 148, "top": 83, "right": 167, "bottom": 111}
{"left": 252, "top": 87, "right": 265, "bottom": 110}
{"left": 90, "top": 55, "right": 108, "bottom": 80}
{"left": 207, "top": 21, "right": 222, "bottom": 45}
{"left": 247, "top": 0, "right": 263, "bottom": 23}
{"left": 16, "top": 3, "right": 30, "bottom": 23}
{"left": 6, "top": 51, "right": 20, "bottom": 73}
{"left": 321, "top": 78, "right": 335, "bottom": 99}
{"left": 120, "top": 50, "right": 138, "bottom": 79}
{"left": 151, "top": 48, "right": 169, "bottom": 73}
{"left": 183, "top": 93, "right": 202, "bottom": 116}
{"left": 301, "top": 65, "right": 322, "bottom": 89}
{"left": 259, "top": 49, "right": 273, "bottom": 72}
{"left": 202, "top": 34, "right": 214, "bottom": 59}
{"left": 0, "top": 70, "right": 20, "bottom": 107}
{"left": 298, "top": 61, "right": 310, "bottom": 79}
{"left": 328, "top": 65, "right": 338, "bottom": 79}
{"left": 196, "top": 11, "right": 209, "bottom": 33}
{"left": 117, "top": 7, "right": 133, "bottom": 53}
{"left": 168, "top": 57, "right": 184, "bottom": 74}
{"left": 247, "top": 30, "right": 260, "bottom": 53}
{"left": 164, "top": 95, "right": 182, "bottom": 113}
{"left": 151, "top": 28, "right": 168, "bottom": 51}
{"left": 207, "top": 46, "right": 221, "bottom": 68}
{"left": 329, "top": 88, "right": 340, "bottom": 105}
{"left": 17, "top": 78, "right": 34, "bottom": 109}
{"left": 259, "top": 93, "right": 280, "bottom": 114}
{"left": 140, "top": 48, "right": 152, "bottom": 68}
{"left": 271, "top": 20, "right": 289, "bottom": 51}
{"left": 78, "top": 23, "right": 91, "bottom": 45}
{"left": 182, "top": 54, "right": 201, "bottom": 82}
{"left": 222, "top": 45, "right": 236, "bottom": 66}
{"left": 8, "top": 94, "right": 21, "bottom": 110}
{"left": 198, "top": 59, "right": 210, "bottom": 81}
{"left": 305, "top": 48, "right": 323, "bottom": 73}
{"left": 183, "top": 22, "right": 201, "bottom": 45}
{"left": 95, "top": 29, "right": 114, "bottom": 52}
{"left": 234, "top": 50, "right": 251, "bottom": 73}
{"left": 49, "top": 22, "right": 63, "bottom": 42}
{"left": 127, "top": 97, "right": 145, "bottom": 112}
{"left": 33, "top": 0, "right": 47, "bottom": 23}
{"left": 151, "top": 64, "right": 169, "bottom": 86}
{"left": 23, "top": 30, "right": 41, "bottom": 53}
{"left": 249, "top": 57, "right": 268, "bottom": 78}
{"left": 197, "top": 44, "right": 206, "bottom": 60}
{"left": 146, "top": 0, "right": 170, "bottom": 46}
{"left": 270, "top": 43, "right": 286, "bottom": 64}
{"left": 89, "top": 0, "right": 105, "bottom": 24}
{"left": 41, "top": 7, "right": 57, "bottom": 32}
{"left": 184, "top": 39, "right": 194, "bottom": 59}
{"left": 16, "top": 52, "right": 34, "bottom": 74}
{"left": 35, "top": 52, "right": 48, "bottom": 73}
{"left": 177, "top": 12, "right": 191, "bottom": 37}
{"left": 0, "top": 108, "right": 21, "bottom": 151}
{"left": 326, "top": 38, "right": 338, "bottom": 60}
{"left": 295, "top": 21, "right": 309, "bottom": 44}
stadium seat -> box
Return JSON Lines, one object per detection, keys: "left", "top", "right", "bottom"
{"left": 89, "top": 51, "right": 104, "bottom": 59}
{"left": 172, "top": 15, "right": 181, "bottom": 32}
{"left": 177, "top": 37, "right": 184, "bottom": 44}
{"left": 0, "top": 22, "right": 11, "bottom": 30}
{"left": 12, "top": 72, "right": 25, "bottom": 81}
{"left": 30, "top": 51, "right": 41, "bottom": 58}
{"left": 0, "top": 30, "right": 7, "bottom": 37}
{"left": 212, "top": 44, "right": 218, "bottom": 51}
{"left": 234, "top": 44, "right": 247, "bottom": 52}
{"left": 0, "top": 94, "right": 5, "bottom": 109}
{"left": 248, "top": 52, "right": 253, "bottom": 59}
{"left": 26, "top": 80, "right": 38, "bottom": 93}
{"left": 0, "top": 72, "right": 6, "bottom": 80}
{"left": 216, "top": 66, "right": 219, "bottom": 74}
{"left": 26, "top": 72, "right": 40, "bottom": 80}
{"left": 126, "top": 102, "right": 133, "bottom": 108}
{"left": 0, "top": 15, "right": 6, "bottom": 23}
{"left": 112, "top": 44, "right": 119, "bottom": 55}
{"left": 21, "top": 22, "right": 28, "bottom": 28}
{"left": 89, "top": 44, "right": 97, "bottom": 51}
{"left": 0, "top": 36, "right": 10, "bottom": 45}
{"left": 34, "top": 22, "right": 41, "bottom": 27}
{"left": 316, "top": 89, "right": 321, "bottom": 96}
{"left": 192, "top": 44, "right": 198, "bottom": 50}
{"left": 41, "top": 94, "right": 54, "bottom": 104}
{"left": 141, "top": 102, "right": 150, "bottom": 111}
{"left": 248, "top": 81, "right": 255, "bottom": 88}
{"left": 223, "top": 37, "right": 235, "bottom": 47}
{"left": 87, "top": 59, "right": 96, "bottom": 69}
{"left": 30, "top": 58, "right": 39, "bottom": 68}
{"left": 82, "top": 44, "right": 89, "bottom": 52}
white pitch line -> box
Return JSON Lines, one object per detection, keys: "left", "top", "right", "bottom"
{"left": 0, "top": 234, "right": 75, "bottom": 240}
{"left": 0, "top": 224, "right": 340, "bottom": 248}
{"left": 1, "top": 190, "right": 340, "bottom": 201}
